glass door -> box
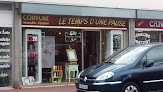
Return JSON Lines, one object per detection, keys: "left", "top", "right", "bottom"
{"left": 23, "top": 29, "right": 42, "bottom": 84}
{"left": 83, "top": 31, "right": 100, "bottom": 69}
{"left": 105, "top": 30, "right": 123, "bottom": 59}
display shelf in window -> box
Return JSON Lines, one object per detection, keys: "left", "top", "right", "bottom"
{"left": 51, "top": 70, "right": 63, "bottom": 83}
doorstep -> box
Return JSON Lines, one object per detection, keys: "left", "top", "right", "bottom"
{"left": 0, "top": 87, "right": 14, "bottom": 90}
{"left": 22, "top": 82, "right": 75, "bottom": 88}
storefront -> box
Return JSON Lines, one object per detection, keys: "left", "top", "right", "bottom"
{"left": 21, "top": 13, "right": 129, "bottom": 84}
{"left": 0, "top": 3, "right": 13, "bottom": 87}
{"left": 135, "top": 19, "right": 163, "bottom": 44}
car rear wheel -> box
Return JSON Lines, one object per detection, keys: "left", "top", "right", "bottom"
{"left": 122, "top": 82, "right": 141, "bottom": 92}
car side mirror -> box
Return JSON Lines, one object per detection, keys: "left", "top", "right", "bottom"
{"left": 144, "top": 60, "right": 154, "bottom": 67}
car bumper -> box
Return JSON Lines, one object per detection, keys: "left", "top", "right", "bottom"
{"left": 75, "top": 81, "right": 122, "bottom": 92}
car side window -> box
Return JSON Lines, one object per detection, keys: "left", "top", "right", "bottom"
{"left": 137, "top": 46, "right": 163, "bottom": 67}
{"left": 147, "top": 46, "right": 163, "bottom": 65}
{"left": 137, "top": 55, "right": 146, "bottom": 67}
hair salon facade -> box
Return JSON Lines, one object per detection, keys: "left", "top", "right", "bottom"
{"left": 21, "top": 5, "right": 129, "bottom": 85}
{"left": 2, "top": 1, "right": 163, "bottom": 89}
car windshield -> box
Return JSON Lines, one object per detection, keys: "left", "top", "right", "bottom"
{"left": 105, "top": 46, "right": 149, "bottom": 65}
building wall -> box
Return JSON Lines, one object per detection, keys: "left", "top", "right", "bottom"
{"left": 128, "top": 19, "right": 135, "bottom": 45}
{"left": 12, "top": 2, "right": 22, "bottom": 88}
{"left": 1, "top": 0, "right": 163, "bottom": 11}
{"left": 0, "top": 3, "right": 13, "bottom": 27}
{"left": 7, "top": 2, "right": 163, "bottom": 88}
{"left": 21, "top": 3, "right": 136, "bottom": 18}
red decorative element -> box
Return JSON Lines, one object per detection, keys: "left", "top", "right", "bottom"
{"left": 135, "top": 19, "right": 163, "bottom": 29}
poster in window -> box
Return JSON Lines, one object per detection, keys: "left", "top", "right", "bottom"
{"left": 22, "top": 76, "right": 35, "bottom": 85}
{"left": 42, "top": 36, "right": 55, "bottom": 68}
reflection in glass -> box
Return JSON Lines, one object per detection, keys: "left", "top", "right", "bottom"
{"left": 105, "top": 46, "right": 148, "bottom": 65}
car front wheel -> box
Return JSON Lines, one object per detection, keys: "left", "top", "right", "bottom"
{"left": 122, "top": 82, "right": 141, "bottom": 92}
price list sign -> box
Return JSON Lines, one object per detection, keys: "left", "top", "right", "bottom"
{"left": 0, "top": 28, "right": 12, "bottom": 69}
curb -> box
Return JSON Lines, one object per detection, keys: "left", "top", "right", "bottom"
{"left": 22, "top": 83, "right": 75, "bottom": 89}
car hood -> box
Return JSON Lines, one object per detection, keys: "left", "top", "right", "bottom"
{"left": 80, "top": 62, "right": 129, "bottom": 78}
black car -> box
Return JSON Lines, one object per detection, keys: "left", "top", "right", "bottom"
{"left": 76, "top": 43, "right": 163, "bottom": 92}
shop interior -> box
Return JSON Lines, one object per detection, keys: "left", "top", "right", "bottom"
{"left": 135, "top": 31, "right": 163, "bottom": 44}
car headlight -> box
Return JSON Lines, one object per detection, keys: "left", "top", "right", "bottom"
{"left": 77, "top": 70, "right": 84, "bottom": 79}
{"left": 96, "top": 72, "right": 114, "bottom": 80}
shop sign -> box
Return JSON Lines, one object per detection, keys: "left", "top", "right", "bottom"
{"left": 22, "top": 14, "right": 128, "bottom": 28}
{"left": 0, "top": 28, "right": 12, "bottom": 69}
{"left": 136, "top": 19, "right": 163, "bottom": 29}
{"left": 65, "top": 31, "right": 81, "bottom": 42}
{"left": 135, "top": 33, "right": 150, "bottom": 44}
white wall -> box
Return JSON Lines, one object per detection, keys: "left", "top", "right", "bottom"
{"left": 1, "top": 0, "right": 163, "bottom": 10}
{"left": 0, "top": 10, "right": 13, "bottom": 27}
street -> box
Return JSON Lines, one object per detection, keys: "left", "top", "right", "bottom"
{"left": 0, "top": 85, "right": 76, "bottom": 92}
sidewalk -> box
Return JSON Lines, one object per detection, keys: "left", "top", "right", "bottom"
{"left": 0, "top": 82, "right": 76, "bottom": 92}
{"left": 22, "top": 82, "right": 75, "bottom": 88}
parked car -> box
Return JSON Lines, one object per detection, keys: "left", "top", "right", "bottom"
{"left": 75, "top": 43, "right": 163, "bottom": 92}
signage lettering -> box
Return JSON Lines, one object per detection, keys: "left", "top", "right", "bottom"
{"left": 23, "top": 15, "right": 49, "bottom": 21}
{"left": 149, "top": 21, "right": 163, "bottom": 27}
{"left": 136, "top": 19, "right": 163, "bottom": 29}
{"left": 108, "top": 19, "right": 126, "bottom": 27}
{"left": 67, "top": 18, "right": 88, "bottom": 25}
{"left": 135, "top": 40, "right": 150, "bottom": 44}
{"left": 135, "top": 33, "right": 150, "bottom": 38}
{"left": 0, "top": 30, "right": 10, "bottom": 34}
{"left": 0, "top": 28, "right": 12, "bottom": 69}
{"left": 135, "top": 33, "right": 150, "bottom": 44}
{"left": 65, "top": 31, "right": 81, "bottom": 42}
{"left": 59, "top": 18, "right": 66, "bottom": 25}
{"left": 0, "top": 64, "right": 10, "bottom": 68}
{"left": 0, "top": 37, "right": 10, "bottom": 41}
{"left": 94, "top": 18, "right": 107, "bottom": 25}
{"left": 23, "top": 15, "right": 50, "bottom": 25}
{"left": 22, "top": 14, "right": 128, "bottom": 28}
{"left": 58, "top": 17, "right": 126, "bottom": 26}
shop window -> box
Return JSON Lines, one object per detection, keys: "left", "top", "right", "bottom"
{"left": 135, "top": 31, "right": 160, "bottom": 44}
{"left": 26, "top": 28, "right": 82, "bottom": 83}
{"left": 113, "top": 34, "right": 121, "bottom": 52}
{"left": 161, "top": 33, "right": 163, "bottom": 42}
{"left": 104, "top": 30, "right": 125, "bottom": 59}
{"left": 149, "top": 32, "right": 159, "bottom": 43}
{"left": 22, "top": 28, "right": 82, "bottom": 84}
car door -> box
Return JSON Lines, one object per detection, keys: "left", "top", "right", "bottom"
{"left": 136, "top": 45, "right": 163, "bottom": 91}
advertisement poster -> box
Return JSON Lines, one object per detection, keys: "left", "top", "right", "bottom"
{"left": 42, "top": 36, "right": 55, "bottom": 68}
